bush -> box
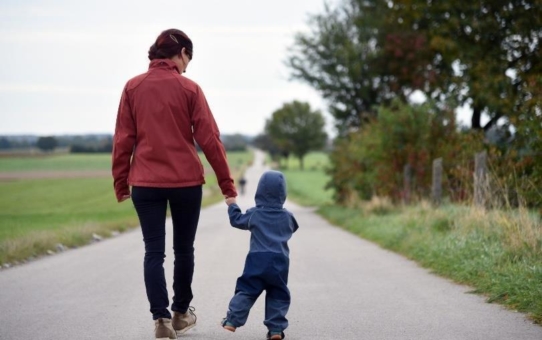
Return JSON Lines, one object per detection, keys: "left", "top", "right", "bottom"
{"left": 327, "top": 99, "right": 486, "bottom": 203}
{"left": 36, "top": 136, "right": 58, "bottom": 152}
{"left": 70, "top": 143, "right": 112, "bottom": 153}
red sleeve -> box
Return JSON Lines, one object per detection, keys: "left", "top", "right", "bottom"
{"left": 191, "top": 86, "right": 237, "bottom": 198}
{"left": 111, "top": 87, "right": 136, "bottom": 202}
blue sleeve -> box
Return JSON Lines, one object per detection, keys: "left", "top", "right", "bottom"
{"left": 228, "top": 204, "right": 253, "bottom": 230}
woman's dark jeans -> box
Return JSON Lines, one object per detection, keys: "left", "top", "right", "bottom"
{"left": 131, "top": 185, "right": 202, "bottom": 320}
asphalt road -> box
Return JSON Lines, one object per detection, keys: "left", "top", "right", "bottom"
{"left": 1, "top": 150, "right": 541, "bottom": 340}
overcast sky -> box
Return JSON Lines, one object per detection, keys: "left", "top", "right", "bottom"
{"left": 0, "top": 0, "right": 340, "bottom": 137}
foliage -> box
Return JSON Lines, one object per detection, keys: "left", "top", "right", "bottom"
{"left": 327, "top": 100, "right": 486, "bottom": 203}
{"left": 0, "top": 135, "right": 37, "bottom": 150}
{"left": 70, "top": 143, "right": 112, "bottom": 153}
{"left": 265, "top": 100, "right": 327, "bottom": 170}
{"left": 289, "top": 0, "right": 541, "bottom": 134}
{"left": 387, "top": 0, "right": 541, "bottom": 131}
{"left": 221, "top": 134, "right": 249, "bottom": 152}
{"left": 289, "top": 0, "right": 541, "bottom": 206}
{"left": 252, "top": 133, "right": 282, "bottom": 162}
{"left": 56, "top": 134, "right": 112, "bottom": 148}
{"left": 287, "top": 0, "right": 391, "bottom": 136}
{"left": 484, "top": 140, "right": 542, "bottom": 210}
{"left": 36, "top": 136, "right": 58, "bottom": 152}
{"left": 0, "top": 137, "right": 11, "bottom": 149}
{"left": 510, "top": 78, "right": 542, "bottom": 208}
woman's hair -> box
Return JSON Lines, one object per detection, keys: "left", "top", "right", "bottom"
{"left": 148, "top": 29, "right": 193, "bottom": 61}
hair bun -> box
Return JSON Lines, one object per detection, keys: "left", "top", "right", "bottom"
{"left": 148, "top": 43, "right": 159, "bottom": 60}
{"left": 148, "top": 29, "right": 193, "bottom": 61}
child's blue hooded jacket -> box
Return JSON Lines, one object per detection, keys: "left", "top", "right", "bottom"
{"left": 227, "top": 170, "right": 299, "bottom": 257}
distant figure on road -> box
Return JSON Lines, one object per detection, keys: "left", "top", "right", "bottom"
{"left": 112, "top": 28, "right": 237, "bottom": 340}
{"left": 238, "top": 176, "right": 247, "bottom": 195}
{"left": 222, "top": 170, "right": 299, "bottom": 340}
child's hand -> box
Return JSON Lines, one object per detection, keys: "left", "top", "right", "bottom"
{"left": 225, "top": 197, "right": 237, "bottom": 206}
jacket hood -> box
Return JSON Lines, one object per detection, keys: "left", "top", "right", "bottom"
{"left": 255, "top": 170, "right": 287, "bottom": 208}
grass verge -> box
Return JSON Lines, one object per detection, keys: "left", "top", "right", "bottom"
{"left": 318, "top": 202, "right": 542, "bottom": 324}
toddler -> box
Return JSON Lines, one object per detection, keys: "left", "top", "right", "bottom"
{"left": 222, "top": 170, "right": 299, "bottom": 340}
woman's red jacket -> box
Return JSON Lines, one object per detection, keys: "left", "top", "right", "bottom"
{"left": 112, "top": 59, "right": 237, "bottom": 202}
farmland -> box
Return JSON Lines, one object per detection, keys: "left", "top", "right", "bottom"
{"left": 0, "top": 151, "right": 253, "bottom": 265}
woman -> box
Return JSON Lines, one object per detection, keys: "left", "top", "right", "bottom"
{"left": 112, "top": 28, "right": 237, "bottom": 340}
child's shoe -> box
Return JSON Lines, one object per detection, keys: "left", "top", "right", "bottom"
{"left": 221, "top": 318, "right": 236, "bottom": 332}
{"left": 154, "top": 318, "right": 176, "bottom": 340}
{"left": 267, "top": 331, "right": 285, "bottom": 340}
{"left": 172, "top": 306, "right": 197, "bottom": 335}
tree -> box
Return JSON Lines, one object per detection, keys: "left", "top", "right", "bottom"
{"left": 265, "top": 101, "right": 327, "bottom": 170}
{"left": 288, "top": 0, "right": 541, "bottom": 133}
{"left": 286, "top": 0, "right": 393, "bottom": 136}
{"left": 327, "top": 100, "right": 486, "bottom": 203}
{"left": 36, "top": 136, "right": 58, "bottom": 152}
{"left": 386, "top": 0, "right": 541, "bottom": 131}
{"left": 0, "top": 137, "right": 11, "bottom": 150}
{"left": 288, "top": 0, "right": 541, "bottom": 206}
{"left": 221, "top": 134, "right": 248, "bottom": 152}
{"left": 286, "top": 0, "right": 451, "bottom": 136}
{"left": 252, "top": 133, "right": 281, "bottom": 162}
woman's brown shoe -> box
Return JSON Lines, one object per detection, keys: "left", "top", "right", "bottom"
{"left": 154, "top": 318, "right": 176, "bottom": 340}
{"left": 172, "top": 306, "right": 197, "bottom": 335}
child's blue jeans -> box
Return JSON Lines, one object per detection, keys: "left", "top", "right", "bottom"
{"left": 226, "top": 252, "right": 291, "bottom": 332}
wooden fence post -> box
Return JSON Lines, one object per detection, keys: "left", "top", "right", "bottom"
{"left": 474, "top": 151, "right": 488, "bottom": 207}
{"left": 403, "top": 164, "right": 411, "bottom": 204}
{"left": 432, "top": 158, "right": 443, "bottom": 206}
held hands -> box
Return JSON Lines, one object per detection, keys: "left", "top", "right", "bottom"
{"left": 225, "top": 196, "right": 237, "bottom": 206}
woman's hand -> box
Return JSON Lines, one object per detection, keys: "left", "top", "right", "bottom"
{"left": 119, "top": 194, "right": 131, "bottom": 202}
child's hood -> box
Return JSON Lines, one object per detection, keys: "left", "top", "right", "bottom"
{"left": 255, "top": 170, "right": 286, "bottom": 208}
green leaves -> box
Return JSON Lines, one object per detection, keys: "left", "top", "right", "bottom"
{"left": 288, "top": 0, "right": 541, "bottom": 132}
{"left": 265, "top": 101, "right": 327, "bottom": 170}
{"left": 286, "top": 0, "right": 390, "bottom": 136}
{"left": 289, "top": 0, "right": 541, "bottom": 207}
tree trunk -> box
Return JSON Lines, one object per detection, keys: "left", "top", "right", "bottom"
{"left": 471, "top": 106, "right": 482, "bottom": 130}
{"left": 483, "top": 112, "right": 503, "bottom": 131}
{"left": 299, "top": 156, "right": 304, "bottom": 170}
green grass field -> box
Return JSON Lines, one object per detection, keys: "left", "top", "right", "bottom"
{"left": 0, "top": 154, "right": 112, "bottom": 172}
{"left": 0, "top": 178, "right": 134, "bottom": 240}
{"left": 279, "top": 152, "right": 334, "bottom": 206}
{"left": 0, "top": 151, "right": 253, "bottom": 174}
{"left": 0, "top": 151, "right": 253, "bottom": 265}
